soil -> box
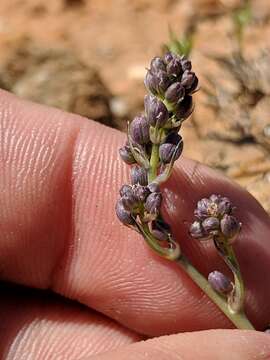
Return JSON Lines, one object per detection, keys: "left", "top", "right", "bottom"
{"left": 0, "top": 0, "right": 269, "bottom": 213}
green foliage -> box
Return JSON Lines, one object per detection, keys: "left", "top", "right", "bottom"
{"left": 164, "top": 27, "right": 193, "bottom": 58}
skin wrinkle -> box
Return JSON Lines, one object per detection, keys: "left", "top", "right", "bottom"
{"left": 0, "top": 285, "right": 139, "bottom": 359}
{"left": 0, "top": 94, "right": 86, "bottom": 288}
{"left": 48, "top": 123, "right": 82, "bottom": 291}
{"left": 89, "top": 330, "right": 270, "bottom": 360}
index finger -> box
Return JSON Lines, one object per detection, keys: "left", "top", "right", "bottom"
{"left": 0, "top": 90, "right": 269, "bottom": 335}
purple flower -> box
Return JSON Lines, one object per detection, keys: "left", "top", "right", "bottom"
{"left": 195, "top": 195, "right": 233, "bottom": 221}
{"left": 144, "top": 95, "right": 169, "bottom": 128}
{"left": 144, "top": 69, "right": 171, "bottom": 96}
{"left": 121, "top": 192, "right": 139, "bottom": 211}
{"left": 147, "top": 182, "right": 160, "bottom": 193}
{"left": 145, "top": 192, "right": 162, "bottom": 215}
{"left": 130, "top": 115, "right": 150, "bottom": 145}
{"left": 175, "top": 95, "right": 193, "bottom": 119}
{"left": 164, "top": 52, "right": 175, "bottom": 64}
{"left": 190, "top": 220, "right": 207, "bottom": 239}
{"left": 165, "top": 82, "right": 185, "bottom": 105}
{"left": 130, "top": 165, "right": 148, "bottom": 186}
{"left": 191, "top": 194, "right": 241, "bottom": 241}
{"left": 181, "top": 57, "right": 192, "bottom": 71}
{"left": 208, "top": 271, "right": 233, "bottom": 294}
{"left": 181, "top": 70, "right": 198, "bottom": 93}
{"left": 132, "top": 184, "right": 150, "bottom": 202}
{"left": 201, "top": 217, "right": 220, "bottom": 234}
{"left": 220, "top": 214, "right": 241, "bottom": 239}
{"left": 150, "top": 219, "right": 169, "bottom": 241}
{"left": 159, "top": 132, "right": 183, "bottom": 164}
{"left": 166, "top": 56, "right": 183, "bottom": 77}
{"left": 115, "top": 199, "right": 135, "bottom": 225}
{"left": 119, "top": 184, "right": 133, "bottom": 197}
{"left": 119, "top": 144, "right": 136, "bottom": 164}
{"left": 150, "top": 57, "right": 166, "bottom": 72}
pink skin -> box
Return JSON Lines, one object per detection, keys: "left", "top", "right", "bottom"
{"left": 0, "top": 89, "right": 270, "bottom": 359}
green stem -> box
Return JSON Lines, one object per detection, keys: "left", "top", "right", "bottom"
{"left": 136, "top": 220, "right": 180, "bottom": 261}
{"left": 148, "top": 144, "right": 159, "bottom": 183}
{"left": 176, "top": 254, "right": 254, "bottom": 330}
{"left": 144, "top": 109, "right": 252, "bottom": 329}
{"left": 218, "top": 241, "right": 245, "bottom": 313}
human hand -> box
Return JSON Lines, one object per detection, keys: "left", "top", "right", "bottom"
{"left": 0, "top": 90, "right": 270, "bottom": 359}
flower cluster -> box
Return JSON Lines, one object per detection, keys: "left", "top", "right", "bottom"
{"left": 115, "top": 49, "right": 254, "bottom": 329}
{"left": 190, "top": 194, "right": 241, "bottom": 241}
{"left": 118, "top": 52, "right": 198, "bottom": 167}
{"left": 116, "top": 181, "right": 162, "bottom": 225}
{"left": 116, "top": 52, "right": 198, "bottom": 249}
{"left": 190, "top": 194, "right": 244, "bottom": 312}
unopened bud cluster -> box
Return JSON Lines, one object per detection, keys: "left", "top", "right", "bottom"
{"left": 116, "top": 51, "right": 198, "bottom": 243}
{"left": 116, "top": 181, "right": 162, "bottom": 225}
{"left": 190, "top": 194, "right": 241, "bottom": 241}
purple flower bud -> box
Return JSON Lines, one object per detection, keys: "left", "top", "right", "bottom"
{"left": 166, "top": 131, "right": 182, "bottom": 144}
{"left": 181, "top": 70, "right": 198, "bottom": 93}
{"left": 166, "top": 56, "right": 183, "bottom": 77}
{"left": 175, "top": 95, "right": 193, "bottom": 119}
{"left": 217, "top": 197, "right": 233, "bottom": 216}
{"left": 115, "top": 199, "right": 135, "bottom": 225}
{"left": 220, "top": 214, "right": 241, "bottom": 238}
{"left": 119, "top": 145, "right": 136, "bottom": 164}
{"left": 130, "top": 165, "right": 148, "bottom": 186}
{"left": 151, "top": 228, "right": 168, "bottom": 241}
{"left": 144, "top": 70, "right": 159, "bottom": 95}
{"left": 164, "top": 52, "right": 175, "bottom": 64}
{"left": 159, "top": 133, "right": 183, "bottom": 163}
{"left": 147, "top": 182, "right": 160, "bottom": 193}
{"left": 150, "top": 57, "right": 166, "bottom": 72}
{"left": 132, "top": 184, "right": 150, "bottom": 202}
{"left": 145, "top": 69, "right": 170, "bottom": 95}
{"left": 144, "top": 95, "right": 169, "bottom": 127}
{"left": 145, "top": 192, "right": 162, "bottom": 215}
{"left": 165, "top": 82, "right": 185, "bottom": 105}
{"left": 181, "top": 57, "right": 192, "bottom": 71}
{"left": 209, "top": 194, "right": 220, "bottom": 203}
{"left": 121, "top": 193, "right": 138, "bottom": 211}
{"left": 190, "top": 220, "right": 207, "bottom": 239}
{"left": 202, "top": 217, "right": 220, "bottom": 234}
{"left": 150, "top": 220, "right": 169, "bottom": 241}
{"left": 208, "top": 271, "right": 233, "bottom": 294}
{"left": 194, "top": 198, "right": 212, "bottom": 220}
{"left": 130, "top": 115, "right": 150, "bottom": 144}
{"left": 119, "top": 184, "right": 133, "bottom": 197}
{"left": 159, "top": 142, "right": 183, "bottom": 164}
{"left": 155, "top": 70, "right": 171, "bottom": 93}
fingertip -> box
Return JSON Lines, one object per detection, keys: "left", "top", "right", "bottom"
{"left": 90, "top": 329, "right": 270, "bottom": 360}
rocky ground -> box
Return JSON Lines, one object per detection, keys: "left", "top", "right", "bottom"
{"left": 0, "top": 0, "right": 269, "bottom": 213}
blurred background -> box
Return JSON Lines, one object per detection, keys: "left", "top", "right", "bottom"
{"left": 0, "top": 0, "right": 269, "bottom": 213}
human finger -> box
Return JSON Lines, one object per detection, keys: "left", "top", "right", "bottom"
{"left": 0, "top": 90, "right": 269, "bottom": 336}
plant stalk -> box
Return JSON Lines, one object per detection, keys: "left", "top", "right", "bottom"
{"left": 148, "top": 144, "right": 159, "bottom": 182}
{"left": 145, "top": 129, "right": 253, "bottom": 330}
{"left": 176, "top": 254, "right": 254, "bottom": 330}
{"left": 214, "top": 238, "right": 245, "bottom": 313}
